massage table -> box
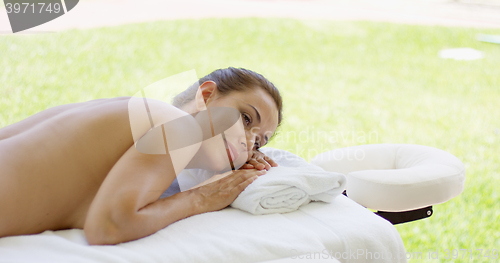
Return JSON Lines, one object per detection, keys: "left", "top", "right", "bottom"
{"left": 0, "top": 144, "right": 465, "bottom": 263}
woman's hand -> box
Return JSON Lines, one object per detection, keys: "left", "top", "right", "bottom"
{"left": 190, "top": 169, "right": 266, "bottom": 213}
{"left": 240, "top": 150, "right": 278, "bottom": 171}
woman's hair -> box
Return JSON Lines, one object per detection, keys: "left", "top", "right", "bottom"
{"left": 172, "top": 67, "right": 283, "bottom": 126}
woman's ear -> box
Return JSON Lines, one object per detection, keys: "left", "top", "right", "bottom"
{"left": 195, "top": 81, "right": 217, "bottom": 111}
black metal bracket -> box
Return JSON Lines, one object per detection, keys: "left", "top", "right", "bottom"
{"left": 375, "top": 206, "right": 433, "bottom": 225}
{"left": 342, "top": 190, "right": 433, "bottom": 225}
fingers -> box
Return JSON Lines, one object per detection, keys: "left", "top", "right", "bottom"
{"left": 246, "top": 158, "right": 267, "bottom": 170}
{"left": 208, "top": 169, "right": 261, "bottom": 187}
{"left": 231, "top": 169, "right": 264, "bottom": 194}
{"left": 244, "top": 150, "right": 279, "bottom": 171}
{"left": 263, "top": 155, "right": 278, "bottom": 167}
{"left": 236, "top": 173, "right": 260, "bottom": 192}
{"left": 194, "top": 169, "right": 265, "bottom": 213}
{"left": 247, "top": 156, "right": 276, "bottom": 170}
{"left": 228, "top": 169, "right": 265, "bottom": 187}
{"left": 239, "top": 163, "right": 255, "bottom": 169}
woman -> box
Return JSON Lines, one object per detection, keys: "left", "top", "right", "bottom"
{"left": 0, "top": 67, "right": 283, "bottom": 245}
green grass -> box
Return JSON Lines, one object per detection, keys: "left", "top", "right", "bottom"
{"left": 1, "top": 19, "right": 499, "bottom": 262}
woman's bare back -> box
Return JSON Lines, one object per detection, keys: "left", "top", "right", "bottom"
{"left": 0, "top": 97, "right": 135, "bottom": 236}
{"left": 0, "top": 91, "right": 271, "bottom": 245}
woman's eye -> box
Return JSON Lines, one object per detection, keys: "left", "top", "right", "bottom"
{"left": 242, "top": 113, "right": 252, "bottom": 126}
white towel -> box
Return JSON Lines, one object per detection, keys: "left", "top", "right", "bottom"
{"left": 231, "top": 165, "right": 347, "bottom": 215}
{"left": 161, "top": 147, "right": 347, "bottom": 215}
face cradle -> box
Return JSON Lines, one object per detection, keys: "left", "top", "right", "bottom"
{"left": 190, "top": 87, "right": 279, "bottom": 172}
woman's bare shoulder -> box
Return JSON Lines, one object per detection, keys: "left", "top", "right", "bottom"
{"left": 126, "top": 97, "right": 199, "bottom": 143}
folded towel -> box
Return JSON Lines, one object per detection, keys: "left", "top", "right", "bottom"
{"left": 230, "top": 165, "right": 347, "bottom": 215}
{"left": 160, "top": 147, "right": 347, "bottom": 214}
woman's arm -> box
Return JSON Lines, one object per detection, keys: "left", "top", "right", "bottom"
{"left": 84, "top": 144, "right": 264, "bottom": 245}
{"left": 83, "top": 143, "right": 187, "bottom": 245}
{"left": 83, "top": 98, "right": 201, "bottom": 245}
{"left": 84, "top": 99, "right": 263, "bottom": 245}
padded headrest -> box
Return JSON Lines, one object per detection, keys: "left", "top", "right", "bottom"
{"left": 311, "top": 144, "right": 465, "bottom": 212}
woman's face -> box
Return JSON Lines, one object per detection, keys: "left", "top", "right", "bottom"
{"left": 190, "top": 86, "right": 279, "bottom": 172}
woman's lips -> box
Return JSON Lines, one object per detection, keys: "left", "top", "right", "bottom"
{"left": 226, "top": 141, "right": 240, "bottom": 163}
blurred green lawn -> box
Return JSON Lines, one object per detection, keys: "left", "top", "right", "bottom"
{"left": 1, "top": 19, "right": 499, "bottom": 262}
